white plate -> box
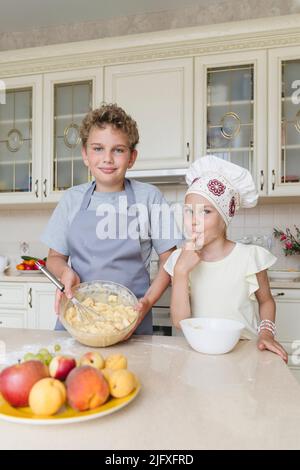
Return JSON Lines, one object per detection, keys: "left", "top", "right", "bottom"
{"left": 17, "top": 270, "right": 42, "bottom": 275}
{"left": 268, "top": 270, "right": 300, "bottom": 281}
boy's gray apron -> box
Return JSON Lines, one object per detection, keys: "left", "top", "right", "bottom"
{"left": 55, "top": 179, "right": 152, "bottom": 335}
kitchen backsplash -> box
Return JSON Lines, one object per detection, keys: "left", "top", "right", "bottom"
{"left": 0, "top": 184, "right": 299, "bottom": 270}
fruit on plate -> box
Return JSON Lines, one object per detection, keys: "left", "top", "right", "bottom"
{"left": 101, "top": 368, "right": 113, "bottom": 382}
{"left": 29, "top": 378, "right": 66, "bottom": 416}
{"left": 0, "top": 360, "right": 49, "bottom": 407}
{"left": 16, "top": 257, "right": 46, "bottom": 271}
{"left": 80, "top": 352, "right": 104, "bottom": 370}
{"left": 23, "top": 348, "right": 54, "bottom": 366}
{"left": 66, "top": 366, "right": 109, "bottom": 411}
{"left": 108, "top": 369, "right": 137, "bottom": 398}
{"left": 49, "top": 356, "right": 76, "bottom": 381}
{"left": 105, "top": 353, "right": 127, "bottom": 370}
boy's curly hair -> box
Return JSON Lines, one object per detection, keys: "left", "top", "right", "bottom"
{"left": 80, "top": 103, "right": 139, "bottom": 150}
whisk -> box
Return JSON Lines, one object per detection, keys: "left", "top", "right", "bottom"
{"left": 35, "top": 261, "right": 105, "bottom": 323}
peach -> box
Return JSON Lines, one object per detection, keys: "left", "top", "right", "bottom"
{"left": 66, "top": 366, "right": 109, "bottom": 411}
{"left": 29, "top": 378, "right": 66, "bottom": 416}
{"left": 80, "top": 352, "right": 104, "bottom": 370}
{"left": 0, "top": 360, "right": 49, "bottom": 407}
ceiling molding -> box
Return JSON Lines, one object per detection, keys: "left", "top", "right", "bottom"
{"left": 1, "top": 15, "right": 300, "bottom": 76}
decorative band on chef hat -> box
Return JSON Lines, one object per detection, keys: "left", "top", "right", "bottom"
{"left": 185, "top": 155, "right": 258, "bottom": 226}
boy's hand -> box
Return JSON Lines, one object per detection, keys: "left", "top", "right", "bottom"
{"left": 122, "top": 297, "right": 152, "bottom": 341}
{"left": 257, "top": 330, "right": 288, "bottom": 363}
{"left": 55, "top": 266, "right": 81, "bottom": 314}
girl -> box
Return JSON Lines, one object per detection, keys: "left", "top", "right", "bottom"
{"left": 164, "top": 155, "right": 288, "bottom": 362}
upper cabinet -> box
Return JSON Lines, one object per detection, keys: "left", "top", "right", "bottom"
{"left": 104, "top": 58, "right": 193, "bottom": 170}
{"left": 269, "top": 46, "right": 300, "bottom": 196}
{"left": 195, "top": 51, "right": 267, "bottom": 195}
{"left": 0, "top": 75, "right": 43, "bottom": 203}
{"left": 43, "top": 68, "right": 103, "bottom": 202}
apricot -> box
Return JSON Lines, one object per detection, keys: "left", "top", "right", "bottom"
{"left": 29, "top": 378, "right": 66, "bottom": 416}
{"left": 105, "top": 354, "right": 127, "bottom": 370}
{"left": 108, "top": 369, "right": 136, "bottom": 398}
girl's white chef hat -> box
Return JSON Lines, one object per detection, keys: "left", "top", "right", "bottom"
{"left": 185, "top": 155, "right": 258, "bottom": 226}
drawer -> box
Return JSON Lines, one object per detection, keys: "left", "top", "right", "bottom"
{"left": 0, "top": 283, "right": 27, "bottom": 309}
{"left": 0, "top": 312, "right": 25, "bottom": 328}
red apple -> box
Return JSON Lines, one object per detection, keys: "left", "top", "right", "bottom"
{"left": 49, "top": 356, "right": 76, "bottom": 381}
{"left": 0, "top": 360, "right": 49, "bottom": 407}
{"left": 66, "top": 366, "right": 109, "bottom": 411}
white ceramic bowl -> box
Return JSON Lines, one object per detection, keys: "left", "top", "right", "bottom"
{"left": 180, "top": 317, "right": 245, "bottom": 354}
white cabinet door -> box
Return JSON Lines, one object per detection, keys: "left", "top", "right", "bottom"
{"left": 195, "top": 50, "right": 267, "bottom": 195}
{"left": 268, "top": 45, "right": 300, "bottom": 196}
{"left": 0, "top": 310, "right": 26, "bottom": 328}
{"left": 0, "top": 282, "right": 28, "bottom": 309}
{"left": 27, "top": 283, "right": 57, "bottom": 330}
{"left": 105, "top": 58, "right": 193, "bottom": 170}
{"left": 0, "top": 75, "right": 43, "bottom": 204}
{"left": 43, "top": 68, "right": 103, "bottom": 203}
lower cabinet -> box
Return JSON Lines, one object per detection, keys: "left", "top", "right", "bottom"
{"left": 0, "top": 281, "right": 56, "bottom": 330}
{"left": 27, "top": 283, "right": 57, "bottom": 330}
{"left": 271, "top": 288, "right": 300, "bottom": 383}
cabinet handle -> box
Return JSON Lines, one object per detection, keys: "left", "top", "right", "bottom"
{"left": 260, "top": 170, "right": 264, "bottom": 191}
{"left": 0, "top": 293, "right": 2, "bottom": 296}
{"left": 186, "top": 142, "right": 190, "bottom": 162}
{"left": 272, "top": 169, "right": 276, "bottom": 191}
{"left": 272, "top": 292, "right": 285, "bottom": 297}
{"left": 43, "top": 179, "right": 47, "bottom": 198}
{"left": 34, "top": 179, "right": 39, "bottom": 198}
{"left": 28, "top": 287, "right": 32, "bottom": 308}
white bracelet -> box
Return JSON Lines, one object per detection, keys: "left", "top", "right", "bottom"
{"left": 257, "top": 320, "right": 276, "bottom": 336}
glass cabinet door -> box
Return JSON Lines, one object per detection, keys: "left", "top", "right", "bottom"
{"left": 0, "top": 87, "right": 33, "bottom": 194}
{"left": 206, "top": 64, "right": 254, "bottom": 172}
{"left": 53, "top": 80, "right": 92, "bottom": 191}
{"left": 43, "top": 68, "right": 102, "bottom": 202}
{"left": 195, "top": 52, "right": 267, "bottom": 195}
{"left": 281, "top": 59, "right": 300, "bottom": 185}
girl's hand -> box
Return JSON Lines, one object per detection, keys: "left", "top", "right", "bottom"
{"left": 54, "top": 266, "right": 81, "bottom": 314}
{"left": 257, "top": 330, "right": 288, "bottom": 363}
{"left": 175, "top": 238, "right": 202, "bottom": 275}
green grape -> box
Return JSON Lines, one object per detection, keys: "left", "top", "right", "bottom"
{"left": 35, "top": 354, "right": 45, "bottom": 363}
{"left": 38, "top": 348, "right": 50, "bottom": 357}
{"left": 54, "top": 344, "right": 61, "bottom": 352}
{"left": 44, "top": 354, "right": 53, "bottom": 366}
{"left": 23, "top": 352, "right": 35, "bottom": 362}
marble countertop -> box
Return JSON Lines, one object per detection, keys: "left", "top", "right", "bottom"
{"left": 0, "top": 329, "right": 300, "bottom": 450}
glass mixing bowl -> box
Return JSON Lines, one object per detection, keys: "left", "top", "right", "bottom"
{"left": 59, "top": 280, "right": 139, "bottom": 347}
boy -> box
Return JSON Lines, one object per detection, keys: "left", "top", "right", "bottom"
{"left": 41, "top": 103, "right": 180, "bottom": 335}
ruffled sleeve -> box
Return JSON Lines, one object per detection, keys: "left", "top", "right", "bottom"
{"left": 163, "top": 248, "right": 182, "bottom": 277}
{"left": 246, "top": 245, "right": 277, "bottom": 299}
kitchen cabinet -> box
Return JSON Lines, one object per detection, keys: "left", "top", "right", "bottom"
{"left": 26, "top": 283, "right": 56, "bottom": 330}
{"left": 104, "top": 58, "right": 193, "bottom": 171}
{"left": 0, "top": 281, "right": 56, "bottom": 330}
{"left": 0, "top": 75, "right": 43, "bottom": 204}
{"left": 195, "top": 51, "right": 267, "bottom": 195}
{"left": 268, "top": 45, "right": 300, "bottom": 196}
{"left": 43, "top": 68, "right": 103, "bottom": 203}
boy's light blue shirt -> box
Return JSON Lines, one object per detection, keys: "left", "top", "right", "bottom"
{"left": 40, "top": 179, "right": 181, "bottom": 270}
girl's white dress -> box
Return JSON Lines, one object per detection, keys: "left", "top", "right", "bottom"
{"left": 164, "top": 242, "right": 277, "bottom": 339}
